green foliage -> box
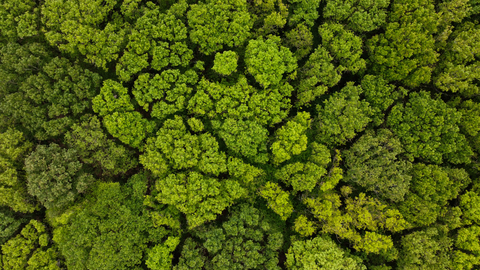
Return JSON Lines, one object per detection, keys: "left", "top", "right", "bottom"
{"left": 286, "top": 235, "right": 366, "bottom": 270}
{"left": 361, "top": 75, "right": 405, "bottom": 126}
{"left": 0, "top": 0, "right": 39, "bottom": 41}
{"left": 212, "top": 118, "right": 269, "bottom": 163}
{"left": 133, "top": 69, "right": 198, "bottom": 118}
{"left": 155, "top": 171, "right": 246, "bottom": 228}
{"left": 271, "top": 111, "right": 310, "bottom": 164}
{"left": 213, "top": 51, "right": 238, "bottom": 76}
{"left": 344, "top": 129, "right": 412, "bottom": 202}
{"left": 1, "top": 220, "right": 59, "bottom": 270}
{"left": 25, "top": 143, "right": 94, "bottom": 210}
{"left": 259, "top": 181, "right": 294, "bottom": 220}
{"left": 319, "top": 23, "right": 366, "bottom": 73}
{"left": 398, "top": 164, "right": 470, "bottom": 227}
{"left": 397, "top": 227, "right": 453, "bottom": 270}
{"left": 186, "top": 203, "right": 284, "bottom": 269}
{"left": 173, "top": 238, "right": 206, "bottom": 270}
{"left": 65, "top": 116, "right": 138, "bottom": 176}
{"left": 305, "top": 191, "right": 407, "bottom": 254}
{"left": 434, "top": 22, "right": 480, "bottom": 96}
{"left": 387, "top": 91, "right": 473, "bottom": 164}
{"left": 53, "top": 180, "right": 169, "bottom": 270}
{"left": 0, "top": 129, "right": 36, "bottom": 213}
{"left": 0, "top": 53, "right": 102, "bottom": 140}
{"left": 323, "top": 0, "right": 389, "bottom": 32}
{"left": 367, "top": 0, "right": 439, "bottom": 87}
{"left": 116, "top": 1, "right": 192, "bottom": 81}
{"left": 0, "top": 208, "right": 25, "bottom": 245}
{"left": 42, "top": 0, "right": 128, "bottom": 69}
{"left": 245, "top": 36, "right": 297, "bottom": 88}
{"left": 460, "top": 191, "right": 480, "bottom": 225}
{"left": 146, "top": 237, "right": 181, "bottom": 270}
{"left": 296, "top": 47, "right": 338, "bottom": 107}
{"left": 92, "top": 80, "right": 134, "bottom": 117}
{"left": 454, "top": 225, "right": 480, "bottom": 269}
{"left": 188, "top": 0, "right": 253, "bottom": 55}
{"left": 274, "top": 141, "right": 330, "bottom": 193}
{"left": 104, "top": 111, "right": 155, "bottom": 149}
{"left": 316, "top": 82, "right": 372, "bottom": 146}
{"left": 2, "top": 0, "right": 480, "bottom": 268}
{"left": 188, "top": 76, "right": 292, "bottom": 126}
{"left": 284, "top": 23, "right": 314, "bottom": 60}
{"left": 287, "top": 0, "right": 321, "bottom": 27}
{"left": 141, "top": 116, "right": 227, "bottom": 174}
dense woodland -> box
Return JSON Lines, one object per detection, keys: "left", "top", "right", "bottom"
{"left": 0, "top": 0, "right": 479, "bottom": 269}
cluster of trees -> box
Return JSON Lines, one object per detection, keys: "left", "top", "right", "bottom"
{"left": 0, "top": 0, "right": 479, "bottom": 269}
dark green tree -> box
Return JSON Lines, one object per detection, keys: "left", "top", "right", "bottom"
{"left": 316, "top": 82, "right": 372, "bottom": 146}
{"left": 387, "top": 91, "right": 473, "bottom": 164}
{"left": 53, "top": 176, "right": 172, "bottom": 270}
{"left": 0, "top": 129, "right": 36, "bottom": 213}
{"left": 344, "top": 129, "right": 412, "bottom": 202}
{"left": 178, "top": 204, "right": 284, "bottom": 269}
{"left": 25, "top": 143, "right": 95, "bottom": 210}
{"left": 323, "top": 0, "right": 389, "bottom": 32}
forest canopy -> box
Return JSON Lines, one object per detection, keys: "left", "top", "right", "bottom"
{"left": 0, "top": 0, "right": 479, "bottom": 269}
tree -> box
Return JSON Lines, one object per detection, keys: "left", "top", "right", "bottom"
{"left": 304, "top": 189, "right": 407, "bottom": 254}
{"left": 155, "top": 171, "right": 247, "bottom": 228}
{"left": 361, "top": 75, "right": 406, "bottom": 126}
{"left": 367, "top": 0, "right": 439, "bottom": 87}
{"left": 296, "top": 47, "right": 339, "bottom": 107}
{"left": 41, "top": 0, "right": 129, "bottom": 69}
{"left": 103, "top": 111, "right": 156, "bottom": 149}
{"left": 398, "top": 164, "right": 470, "bottom": 227}
{"left": 188, "top": 76, "right": 292, "bottom": 126}
{"left": 245, "top": 35, "right": 297, "bottom": 88}
{"left": 0, "top": 208, "right": 25, "bottom": 245}
{"left": 387, "top": 91, "right": 473, "bottom": 164}
{"left": 397, "top": 227, "right": 453, "bottom": 270}
{"left": 173, "top": 238, "right": 206, "bottom": 270}
{"left": 318, "top": 23, "right": 366, "bottom": 73}
{"left": 212, "top": 51, "right": 238, "bottom": 76}
{"left": 132, "top": 69, "right": 198, "bottom": 119}
{"left": 1, "top": 54, "right": 102, "bottom": 140}
{"left": 284, "top": 23, "right": 314, "bottom": 60}
{"left": 323, "top": 0, "right": 389, "bottom": 32}
{"left": 1, "top": 220, "right": 60, "bottom": 270}
{"left": 460, "top": 190, "right": 480, "bottom": 225}
{"left": 188, "top": 0, "right": 253, "bottom": 55}
{"left": 344, "top": 129, "right": 412, "bottom": 202}
{"left": 434, "top": 22, "right": 480, "bottom": 97}
{"left": 287, "top": 0, "right": 321, "bottom": 27}
{"left": 316, "top": 82, "right": 372, "bottom": 146}
{"left": 454, "top": 225, "right": 480, "bottom": 269}
{"left": 53, "top": 177, "right": 172, "bottom": 270}
{"left": 0, "top": 129, "right": 37, "bottom": 213}
{"left": 271, "top": 111, "right": 311, "bottom": 165}
{"left": 286, "top": 235, "right": 366, "bottom": 270}
{"left": 258, "top": 181, "right": 294, "bottom": 220}
{"left": 212, "top": 118, "right": 269, "bottom": 163}
{"left": 179, "top": 204, "right": 284, "bottom": 270}
{"left": 92, "top": 80, "right": 134, "bottom": 117}
{"left": 146, "top": 237, "right": 181, "bottom": 270}
{"left": 64, "top": 116, "right": 138, "bottom": 177}
{"left": 0, "top": 0, "right": 39, "bottom": 41}
{"left": 25, "top": 143, "right": 95, "bottom": 210}
{"left": 116, "top": 1, "right": 192, "bottom": 82}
